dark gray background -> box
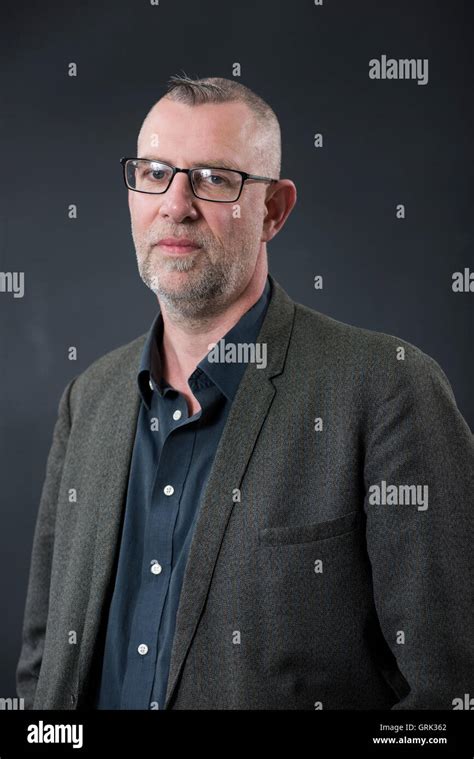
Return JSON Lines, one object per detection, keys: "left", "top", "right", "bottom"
{"left": 0, "top": 0, "right": 472, "bottom": 698}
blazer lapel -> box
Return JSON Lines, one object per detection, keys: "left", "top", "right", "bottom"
{"left": 164, "top": 275, "right": 295, "bottom": 707}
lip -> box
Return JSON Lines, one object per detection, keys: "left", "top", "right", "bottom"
{"left": 156, "top": 237, "right": 201, "bottom": 253}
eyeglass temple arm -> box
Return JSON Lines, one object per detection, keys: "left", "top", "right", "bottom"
{"left": 245, "top": 173, "right": 278, "bottom": 183}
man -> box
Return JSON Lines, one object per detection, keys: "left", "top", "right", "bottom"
{"left": 16, "top": 75, "right": 474, "bottom": 710}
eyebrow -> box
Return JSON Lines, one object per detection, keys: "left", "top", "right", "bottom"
{"left": 139, "top": 156, "right": 241, "bottom": 171}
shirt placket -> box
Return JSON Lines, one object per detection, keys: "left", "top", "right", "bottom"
{"left": 121, "top": 385, "right": 199, "bottom": 709}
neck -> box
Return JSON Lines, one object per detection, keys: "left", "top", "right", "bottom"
{"left": 158, "top": 256, "right": 268, "bottom": 390}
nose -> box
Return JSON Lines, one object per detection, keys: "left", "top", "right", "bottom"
{"left": 158, "top": 171, "right": 198, "bottom": 223}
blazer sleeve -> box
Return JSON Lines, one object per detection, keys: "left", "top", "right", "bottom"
{"left": 15, "top": 377, "right": 75, "bottom": 709}
{"left": 363, "top": 348, "right": 474, "bottom": 709}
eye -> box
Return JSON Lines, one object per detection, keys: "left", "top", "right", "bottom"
{"left": 212, "top": 176, "right": 224, "bottom": 185}
{"left": 202, "top": 172, "right": 229, "bottom": 185}
{"left": 143, "top": 168, "right": 166, "bottom": 180}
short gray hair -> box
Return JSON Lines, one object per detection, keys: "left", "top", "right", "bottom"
{"left": 145, "top": 73, "right": 282, "bottom": 179}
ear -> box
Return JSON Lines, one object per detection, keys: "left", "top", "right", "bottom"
{"left": 261, "top": 180, "right": 297, "bottom": 243}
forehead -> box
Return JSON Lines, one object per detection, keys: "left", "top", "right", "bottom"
{"left": 137, "top": 99, "right": 259, "bottom": 167}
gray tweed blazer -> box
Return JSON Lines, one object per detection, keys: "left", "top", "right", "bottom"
{"left": 16, "top": 274, "right": 474, "bottom": 710}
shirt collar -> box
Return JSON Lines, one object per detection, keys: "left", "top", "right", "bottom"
{"left": 137, "top": 275, "right": 272, "bottom": 409}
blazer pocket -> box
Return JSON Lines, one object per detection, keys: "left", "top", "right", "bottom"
{"left": 258, "top": 509, "right": 362, "bottom": 546}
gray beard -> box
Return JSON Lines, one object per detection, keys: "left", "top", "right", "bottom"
{"left": 137, "top": 246, "right": 248, "bottom": 322}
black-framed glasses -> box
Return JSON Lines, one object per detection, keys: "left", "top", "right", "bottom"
{"left": 120, "top": 157, "right": 278, "bottom": 203}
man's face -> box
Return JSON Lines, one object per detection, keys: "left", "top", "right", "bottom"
{"left": 129, "top": 98, "right": 271, "bottom": 319}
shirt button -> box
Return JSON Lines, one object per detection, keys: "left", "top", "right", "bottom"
{"left": 148, "top": 378, "right": 154, "bottom": 391}
{"left": 150, "top": 561, "right": 162, "bottom": 575}
{"left": 138, "top": 644, "right": 148, "bottom": 655}
{"left": 163, "top": 485, "right": 174, "bottom": 496}
{"left": 173, "top": 409, "right": 182, "bottom": 420}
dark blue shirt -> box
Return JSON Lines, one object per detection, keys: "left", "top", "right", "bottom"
{"left": 93, "top": 276, "right": 271, "bottom": 709}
